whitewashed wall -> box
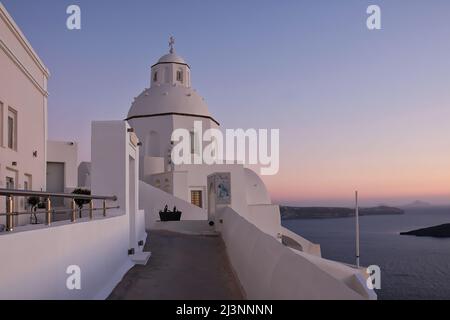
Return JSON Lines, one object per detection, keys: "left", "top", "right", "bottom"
{"left": 47, "top": 140, "right": 78, "bottom": 189}
{"left": 0, "top": 212, "right": 132, "bottom": 299}
{"left": 0, "top": 3, "right": 49, "bottom": 225}
{"left": 219, "top": 207, "right": 376, "bottom": 300}
{"left": 91, "top": 121, "right": 146, "bottom": 253}
{"left": 246, "top": 204, "right": 282, "bottom": 239}
{"left": 140, "top": 180, "right": 206, "bottom": 229}
{"left": 77, "top": 162, "right": 91, "bottom": 188}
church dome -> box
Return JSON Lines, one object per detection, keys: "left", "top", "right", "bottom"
{"left": 127, "top": 37, "right": 218, "bottom": 124}
{"left": 127, "top": 85, "right": 212, "bottom": 120}
{"left": 157, "top": 53, "right": 187, "bottom": 65}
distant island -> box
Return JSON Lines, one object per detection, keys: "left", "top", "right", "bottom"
{"left": 402, "top": 200, "right": 433, "bottom": 208}
{"left": 280, "top": 206, "right": 404, "bottom": 220}
{"left": 400, "top": 224, "right": 450, "bottom": 238}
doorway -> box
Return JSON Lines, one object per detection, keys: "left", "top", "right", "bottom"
{"left": 207, "top": 182, "right": 215, "bottom": 221}
{"left": 46, "top": 162, "right": 65, "bottom": 207}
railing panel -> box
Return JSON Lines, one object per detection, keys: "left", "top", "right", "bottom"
{"left": 0, "top": 188, "right": 118, "bottom": 233}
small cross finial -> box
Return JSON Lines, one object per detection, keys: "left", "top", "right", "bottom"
{"left": 169, "top": 36, "right": 175, "bottom": 54}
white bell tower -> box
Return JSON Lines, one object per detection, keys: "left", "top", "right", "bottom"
{"left": 150, "top": 36, "right": 191, "bottom": 88}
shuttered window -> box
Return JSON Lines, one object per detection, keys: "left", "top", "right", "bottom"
{"left": 191, "top": 190, "right": 202, "bottom": 208}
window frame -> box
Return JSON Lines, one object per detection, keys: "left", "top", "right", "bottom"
{"left": 176, "top": 70, "right": 183, "bottom": 83}
{"left": 190, "top": 190, "right": 203, "bottom": 208}
{"left": 7, "top": 107, "right": 18, "bottom": 151}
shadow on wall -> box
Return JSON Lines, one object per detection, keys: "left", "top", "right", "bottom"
{"left": 139, "top": 181, "right": 207, "bottom": 229}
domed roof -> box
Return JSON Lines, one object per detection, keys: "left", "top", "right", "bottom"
{"left": 157, "top": 53, "right": 187, "bottom": 65}
{"left": 127, "top": 84, "right": 212, "bottom": 120}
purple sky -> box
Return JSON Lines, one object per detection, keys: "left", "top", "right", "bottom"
{"left": 3, "top": 0, "right": 450, "bottom": 206}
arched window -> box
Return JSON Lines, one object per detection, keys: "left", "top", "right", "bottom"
{"left": 176, "top": 70, "right": 183, "bottom": 83}
{"left": 153, "top": 71, "right": 158, "bottom": 82}
{"left": 190, "top": 131, "right": 196, "bottom": 155}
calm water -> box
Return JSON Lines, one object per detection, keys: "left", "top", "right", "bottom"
{"left": 282, "top": 207, "right": 450, "bottom": 300}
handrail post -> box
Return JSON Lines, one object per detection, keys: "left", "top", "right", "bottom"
{"left": 89, "top": 200, "right": 94, "bottom": 220}
{"left": 71, "top": 199, "right": 77, "bottom": 222}
{"left": 6, "top": 196, "right": 14, "bottom": 232}
{"left": 46, "top": 197, "right": 52, "bottom": 226}
{"left": 103, "top": 200, "right": 107, "bottom": 217}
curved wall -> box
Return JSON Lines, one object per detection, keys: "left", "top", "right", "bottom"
{"left": 219, "top": 207, "right": 375, "bottom": 300}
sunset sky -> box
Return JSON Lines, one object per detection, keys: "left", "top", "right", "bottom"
{"left": 3, "top": 0, "right": 450, "bottom": 206}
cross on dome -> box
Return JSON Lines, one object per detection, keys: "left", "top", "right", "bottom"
{"left": 169, "top": 36, "right": 175, "bottom": 54}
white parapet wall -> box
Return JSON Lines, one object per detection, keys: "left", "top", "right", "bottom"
{"left": 0, "top": 211, "right": 132, "bottom": 299}
{"left": 280, "top": 225, "right": 322, "bottom": 257}
{"left": 218, "top": 206, "right": 376, "bottom": 300}
{"left": 246, "top": 204, "right": 282, "bottom": 239}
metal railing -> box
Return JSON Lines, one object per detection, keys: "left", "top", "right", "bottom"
{"left": 0, "top": 189, "right": 118, "bottom": 232}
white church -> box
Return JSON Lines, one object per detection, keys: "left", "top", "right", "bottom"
{"left": 0, "top": 3, "right": 376, "bottom": 300}
{"left": 123, "top": 39, "right": 279, "bottom": 229}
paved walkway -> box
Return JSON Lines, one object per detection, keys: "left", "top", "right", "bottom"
{"left": 108, "top": 230, "right": 243, "bottom": 300}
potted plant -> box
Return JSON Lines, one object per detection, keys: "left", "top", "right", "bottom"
{"left": 72, "top": 188, "right": 91, "bottom": 218}
{"left": 159, "top": 205, "right": 182, "bottom": 221}
{"left": 27, "top": 196, "right": 42, "bottom": 224}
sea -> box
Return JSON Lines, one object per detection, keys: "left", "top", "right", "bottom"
{"left": 282, "top": 207, "right": 450, "bottom": 300}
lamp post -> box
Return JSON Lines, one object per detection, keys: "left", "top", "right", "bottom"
{"left": 355, "top": 191, "right": 360, "bottom": 268}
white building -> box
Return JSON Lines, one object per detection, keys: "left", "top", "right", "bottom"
{"left": 127, "top": 43, "right": 274, "bottom": 221}
{"left": 127, "top": 47, "right": 219, "bottom": 207}
{"left": 0, "top": 3, "right": 49, "bottom": 225}
{"left": 1, "top": 4, "right": 80, "bottom": 227}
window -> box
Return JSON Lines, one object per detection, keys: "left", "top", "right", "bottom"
{"left": 191, "top": 190, "right": 203, "bottom": 208}
{"left": 190, "top": 131, "right": 195, "bottom": 155}
{"left": 8, "top": 116, "right": 13, "bottom": 148}
{"left": 6, "top": 176, "right": 14, "bottom": 189}
{"left": 176, "top": 70, "right": 183, "bottom": 83}
{"left": 153, "top": 71, "right": 158, "bottom": 82}
{"left": 190, "top": 131, "right": 200, "bottom": 155}
{"left": 24, "top": 174, "right": 32, "bottom": 190}
{"left": 7, "top": 108, "right": 17, "bottom": 150}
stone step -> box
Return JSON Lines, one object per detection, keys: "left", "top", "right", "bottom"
{"left": 130, "top": 251, "right": 152, "bottom": 265}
